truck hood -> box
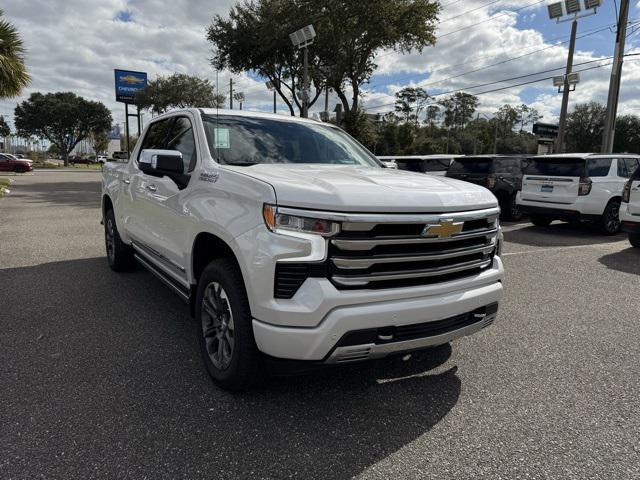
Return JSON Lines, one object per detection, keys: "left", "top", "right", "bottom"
{"left": 224, "top": 164, "right": 497, "bottom": 213}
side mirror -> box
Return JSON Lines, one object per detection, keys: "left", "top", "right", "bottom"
{"left": 139, "top": 149, "right": 184, "bottom": 177}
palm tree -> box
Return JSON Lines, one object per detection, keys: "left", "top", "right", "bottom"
{"left": 0, "top": 9, "right": 30, "bottom": 98}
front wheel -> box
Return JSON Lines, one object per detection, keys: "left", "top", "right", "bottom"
{"left": 630, "top": 233, "right": 640, "bottom": 248}
{"left": 196, "top": 259, "right": 261, "bottom": 391}
{"left": 104, "top": 209, "right": 136, "bottom": 271}
{"left": 599, "top": 200, "right": 621, "bottom": 236}
{"left": 530, "top": 214, "right": 552, "bottom": 227}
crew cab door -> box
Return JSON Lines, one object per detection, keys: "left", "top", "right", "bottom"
{"left": 128, "top": 115, "right": 199, "bottom": 280}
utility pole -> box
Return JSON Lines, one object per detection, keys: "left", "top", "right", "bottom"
{"left": 229, "top": 78, "right": 234, "bottom": 110}
{"left": 556, "top": 18, "right": 578, "bottom": 153}
{"left": 601, "top": 0, "right": 630, "bottom": 153}
{"left": 301, "top": 46, "right": 309, "bottom": 118}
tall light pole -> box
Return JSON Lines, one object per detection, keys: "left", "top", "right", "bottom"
{"left": 602, "top": 0, "right": 630, "bottom": 153}
{"left": 547, "top": 0, "right": 600, "bottom": 153}
{"left": 289, "top": 24, "right": 316, "bottom": 118}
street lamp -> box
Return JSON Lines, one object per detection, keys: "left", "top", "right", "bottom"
{"left": 233, "top": 92, "right": 245, "bottom": 110}
{"left": 289, "top": 24, "right": 316, "bottom": 118}
{"left": 547, "top": 0, "right": 600, "bottom": 153}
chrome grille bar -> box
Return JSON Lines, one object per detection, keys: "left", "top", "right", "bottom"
{"left": 332, "top": 258, "right": 493, "bottom": 287}
{"left": 332, "top": 228, "right": 498, "bottom": 251}
{"left": 332, "top": 243, "right": 495, "bottom": 269}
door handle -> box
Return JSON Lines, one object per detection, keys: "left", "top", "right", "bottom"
{"left": 122, "top": 178, "right": 130, "bottom": 184}
{"left": 146, "top": 184, "right": 157, "bottom": 192}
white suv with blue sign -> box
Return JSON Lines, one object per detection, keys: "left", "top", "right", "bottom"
{"left": 517, "top": 154, "right": 640, "bottom": 234}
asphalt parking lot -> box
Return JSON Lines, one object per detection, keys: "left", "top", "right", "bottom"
{"left": 1, "top": 170, "right": 639, "bottom": 479}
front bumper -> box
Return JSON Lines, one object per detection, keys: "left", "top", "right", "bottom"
{"left": 252, "top": 261, "right": 503, "bottom": 361}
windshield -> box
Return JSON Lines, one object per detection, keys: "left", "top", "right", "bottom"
{"left": 449, "top": 158, "right": 493, "bottom": 174}
{"left": 202, "top": 115, "right": 381, "bottom": 167}
{"left": 524, "top": 158, "right": 586, "bottom": 177}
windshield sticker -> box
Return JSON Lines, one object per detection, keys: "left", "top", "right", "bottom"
{"left": 213, "top": 128, "right": 230, "bottom": 149}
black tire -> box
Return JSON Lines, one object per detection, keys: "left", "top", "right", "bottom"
{"left": 104, "top": 209, "right": 136, "bottom": 271}
{"left": 529, "top": 214, "right": 552, "bottom": 227}
{"left": 14, "top": 165, "right": 27, "bottom": 173}
{"left": 196, "top": 259, "right": 261, "bottom": 391}
{"left": 503, "top": 193, "right": 523, "bottom": 222}
{"left": 599, "top": 200, "right": 621, "bottom": 236}
{"left": 630, "top": 233, "right": 640, "bottom": 248}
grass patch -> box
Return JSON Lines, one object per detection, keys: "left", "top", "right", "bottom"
{"left": 33, "top": 162, "right": 61, "bottom": 169}
{"left": 0, "top": 177, "right": 11, "bottom": 197}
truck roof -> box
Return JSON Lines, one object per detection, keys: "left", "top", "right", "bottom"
{"left": 150, "top": 107, "right": 327, "bottom": 126}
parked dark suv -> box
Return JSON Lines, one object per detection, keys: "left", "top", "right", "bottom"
{"left": 446, "top": 155, "right": 526, "bottom": 221}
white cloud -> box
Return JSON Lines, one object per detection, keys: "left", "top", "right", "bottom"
{"left": 1, "top": 0, "right": 638, "bottom": 137}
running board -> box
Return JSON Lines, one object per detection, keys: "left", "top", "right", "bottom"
{"left": 134, "top": 254, "right": 190, "bottom": 302}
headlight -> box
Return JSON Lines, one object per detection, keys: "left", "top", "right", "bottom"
{"left": 263, "top": 204, "right": 340, "bottom": 237}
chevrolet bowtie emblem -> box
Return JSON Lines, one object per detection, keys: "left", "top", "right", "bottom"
{"left": 422, "top": 220, "right": 464, "bottom": 238}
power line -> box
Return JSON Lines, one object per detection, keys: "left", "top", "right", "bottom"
{"left": 440, "top": 0, "right": 503, "bottom": 24}
{"left": 439, "top": 0, "right": 546, "bottom": 38}
{"left": 418, "top": 23, "right": 624, "bottom": 89}
{"left": 363, "top": 54, "right": 640, "bottom": 111}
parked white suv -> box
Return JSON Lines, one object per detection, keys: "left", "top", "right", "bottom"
{"left": 517, "top": 154, "right": 640, "bottom": 234}
{"left": 621, "top": 164, "right": 640, "bottom": 247}
{"left": 101, "top": 109, "right": 504, "bottom": 390}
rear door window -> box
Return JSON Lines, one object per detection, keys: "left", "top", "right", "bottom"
{"left": 621, "top": 158, "right": 639, "bottom": 178}
{"left": 524, "top": 158, "right": 586, "bottom": 177}
{"left": 587, "top": 158, "right": 613, "bottom": 177}
{"left": 494, "top": 158, "right": 521, "bottom": 175}
{"left": 449, "top": 158, "right": 493, "bottom": 174}
{"left": 423, "top": 158, "right": 452, "bottom": 172}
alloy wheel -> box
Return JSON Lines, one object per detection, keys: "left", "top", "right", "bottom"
{"left": 201, "top": 282, "right": 235, "bottom": 370}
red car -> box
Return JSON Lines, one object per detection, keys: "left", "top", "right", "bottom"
{"left": 0, "top": 153, "right": 33, "bottom": 173}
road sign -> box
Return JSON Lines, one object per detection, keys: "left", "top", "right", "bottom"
{"left": 114, "top": 69, "right": 147, "bottom": 103}
{"left": 533, "top": 123, "right": 560, "bottom": 138}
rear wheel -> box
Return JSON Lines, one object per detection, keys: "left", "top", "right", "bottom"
{"left": 104, "top": 209, "right": 136, "bottom": 271}
{"left": 529, "top": 215, "right": 552, "bottom": 227}
{"left": 630, "top": 233, "right": 640, "bottom": 248}
{"left": 599, "top": 200, "right": 621, "bottom": 235}
{"left": 196, "top": 259, "right": 261, "bottom": 391}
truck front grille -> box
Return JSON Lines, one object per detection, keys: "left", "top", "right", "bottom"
{"left": 328, "top": 209, "right": 499, "bottom": 290}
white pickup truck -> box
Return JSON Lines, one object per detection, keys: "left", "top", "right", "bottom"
{"left": 102, "top": 109, "right": 504, "bottom": 390}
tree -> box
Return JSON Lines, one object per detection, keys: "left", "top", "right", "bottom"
{"left": 14, "top": 92, "right": 112, "bottom": 166}
{"left": 0, "top": 10, "right": 30, "bottom": 98}
{"left": 135, "top": 73, "right": 225, "bottom": 115}
{"left": 394, "top": 87, "right": 429, "bottom": 123}
{"left": 208, "top": 0, "right": 439, "bottom": 131}
{"left": 614, "top": 115, "right": 640, "bottom": 154}
{"left": 0, "top": 115, "right": 10, "bottom": 138}
{"left": 565, "top": 102, "right": 606, "bottom": 153}
{"left": 91, "top": 132, "right": 109, "bottom": 155}
{"left": 516, "top": 104, "right": 541, "bottom": 132}
{"left": 439, "top": 92, "right": 479, "bottom": 130}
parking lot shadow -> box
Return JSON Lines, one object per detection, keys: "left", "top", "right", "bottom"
{"left": 599, "top": 247, "right": 640, "bottom": 276}
{"left": 7, "top": 180, "right": 101, "bottom": 209}
{"left": 503, "top": 221, "right": 626, "bottom": 248}
{"left": 1, "top": 257, "right": 461, "bottom": 479}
